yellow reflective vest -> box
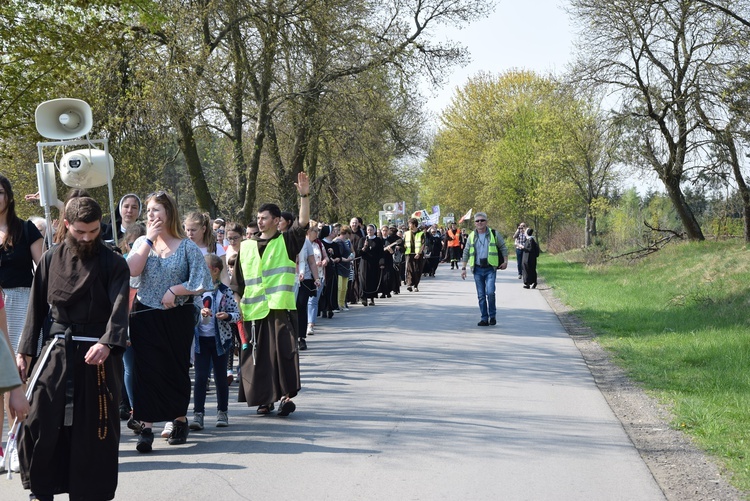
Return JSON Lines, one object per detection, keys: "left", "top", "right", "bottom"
{"left": 403, "top": 230, "right": 424, "bottom": 255}
{"left": 239, "top": 236, "right": 296, "bottom": 320}
{"left": 467, "top": 229, "right": 500, "bottom": 268}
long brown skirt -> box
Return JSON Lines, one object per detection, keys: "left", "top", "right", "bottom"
{"left": 238, "top": 310, "right": 301, "bottom": 406}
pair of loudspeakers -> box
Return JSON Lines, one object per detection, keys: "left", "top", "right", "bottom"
{"left": 35, "top": 98, "right": 113, "bottom": 189}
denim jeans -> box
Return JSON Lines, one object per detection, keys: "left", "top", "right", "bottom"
{"left": 515, "top": 248, "right": 524, "bottom": 276}
{"left": 193, "top": 337, "right": 229, "bottom": 413}
{"left": 473, "top": 266, "right": 497, "bottom": 322}
{"left": 308, "top": 281, "right": 323, "bottom": 322}
{"left": 123, "top": 344, "right": 135, "bottom": 407}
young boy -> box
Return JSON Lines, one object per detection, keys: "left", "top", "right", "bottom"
{"left": 190, "top": 254, "right": 240, "bottom": 430}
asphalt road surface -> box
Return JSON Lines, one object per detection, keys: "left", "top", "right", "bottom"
{"left": 2, "top": 265, "right": 666, "bottom": 500}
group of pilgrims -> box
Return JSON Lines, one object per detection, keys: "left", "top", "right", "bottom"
{"left": 0, "top": 170, "right": 468, "bottom": 501}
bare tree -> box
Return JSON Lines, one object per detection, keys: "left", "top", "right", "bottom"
{"left": 554, "top": 87, "right": 620, "bottom": 246}
{"left": 569, "top": 0, "right": 743, "bottom": 240}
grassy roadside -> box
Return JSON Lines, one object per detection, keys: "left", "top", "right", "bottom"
{"left": 542, "top": 240, "right": 750, "bottom": 492}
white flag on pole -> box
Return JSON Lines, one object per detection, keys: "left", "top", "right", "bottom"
{"left": 458, "top": 208, "right": 472, "bottom": 223}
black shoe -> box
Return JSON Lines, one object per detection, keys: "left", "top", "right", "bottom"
{"left": 369, "top": 299, "right": 375, "bottom": 306}
{"left": 119, "top": 403, "right": 131, "bottom": 421}
{"left": 299, "top": 338, "right": 307, "bottom": 351}
{"left": 489, "top": 318, "right": 497, "bottom": 325}
{"left": 167, "top": 419, "right": 189, "bottom": 445}
{"left": 277, "top": 397, "right": 296, "bottom": 417}
{"left": 127, "top": 414, "right": 144, "bottom": 435}
{"left": 477, "top": 320, "right": 489, "bottom": 326}
{"left": 523, "top": 285, "right": 530, "bottom": 289}
{"left": 531, "top": 283, "right": 537, "bottom": 289}
{"left": 386, "top": 294, "right": 391, "bottom": 298}
{"left": 136, "top": 428, "right": 154, "bottom": 453}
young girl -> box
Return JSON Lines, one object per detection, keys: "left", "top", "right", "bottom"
{"left": 190, "top": 254, "right": 240, "bottom": 430}
{"left": 184, "top": 212, "right": 229, "bottom": 285}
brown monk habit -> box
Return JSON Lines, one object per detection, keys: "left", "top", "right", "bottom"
{"left": 16, "top": 242, "right": 130, "bottom": 501}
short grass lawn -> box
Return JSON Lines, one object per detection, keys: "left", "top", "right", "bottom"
{"left": 543, "top": 240, "right": 750, "bottom": 492}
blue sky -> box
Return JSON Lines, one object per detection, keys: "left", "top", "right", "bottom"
{"left": 421, "top": 1, "right": 663, "bottom": 193}
{"left": 424, "top": 0, "right": 575, "bottom": 116}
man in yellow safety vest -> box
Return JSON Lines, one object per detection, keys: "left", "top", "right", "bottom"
{"left": 461, "top": 212, "right": 508, "bottom": 326}
{"left": 230, "top": 172, "right": 310, "bottom": 417}
{"left": 403, "top": 218, "right": 425, "bottom": 292}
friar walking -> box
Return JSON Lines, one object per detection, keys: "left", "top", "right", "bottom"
{"left": 15, "top": 197, "right": 130, "bottom": 501}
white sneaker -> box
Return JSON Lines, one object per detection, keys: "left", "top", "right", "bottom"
{"left": 161, "top": 421, "right": 173, "bottom": 439}
{"left": 10, "top": 448, "right": 20, "bottom": 473}
{"left": 306, "top": 325, "right": 314, "bottom": 336}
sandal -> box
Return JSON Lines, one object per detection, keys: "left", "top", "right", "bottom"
{"left": 277, "top": 397, "right": 296, "bottom": 417}
{"left": 256, "top": 403, "right": 275, "bottom": 415}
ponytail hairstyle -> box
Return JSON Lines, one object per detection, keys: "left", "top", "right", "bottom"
{"left": 184, "top": 211, "right": 216, "bottom": 251}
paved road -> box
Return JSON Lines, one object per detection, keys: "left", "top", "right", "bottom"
{"left": 2, "top": 264, "right": 665, "bottom": 500}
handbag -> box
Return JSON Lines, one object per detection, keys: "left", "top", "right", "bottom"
{"left": 0, "top": 331, "right": 22, "bottom": 393}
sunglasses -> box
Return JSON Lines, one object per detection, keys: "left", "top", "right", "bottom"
{"left": 475, "top": 219, "right": 486, "bottom": 222}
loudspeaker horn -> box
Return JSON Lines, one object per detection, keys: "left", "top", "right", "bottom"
{"left": 59, "top": 148, "right": 114, "bottom": 188}
{"left": 35, "top": 98, "right": 93, "bottom": 140}
{"left": 383, "top": 203, "right": 396, "bottom": 212}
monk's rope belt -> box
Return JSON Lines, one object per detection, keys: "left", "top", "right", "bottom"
{"left": 50, "top": 323, "right": 111, "bottom": 437}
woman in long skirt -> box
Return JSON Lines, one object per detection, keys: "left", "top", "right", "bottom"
{"left": 127, "top": 191, "right": 212, "bottom": 452}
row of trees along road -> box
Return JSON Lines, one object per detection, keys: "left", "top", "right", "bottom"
{"left": 422, "top": 71, "right": 618, "bottom": 247}
{"left": 424, "top": 0, "right": 750, "bottom": 245}
{"left": 0, "top": 0, "right": 491, "bottom": 224}
{"left": 569, "top": 0, "right": 750, "bottom": 243}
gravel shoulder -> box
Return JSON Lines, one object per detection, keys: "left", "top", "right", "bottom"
{"left": 539, "top": 283, "right": 747, "bottom": 501}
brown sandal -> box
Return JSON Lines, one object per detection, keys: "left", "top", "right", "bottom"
{"left": 256, "top": 403, "right": 274, "bottom": 415}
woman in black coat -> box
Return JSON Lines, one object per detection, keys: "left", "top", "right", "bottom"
{"left": 522, "top": 228, "right": 540, "bottom": 289}
{"left": 357, "top": 224, "right": 384, "bottom": 306}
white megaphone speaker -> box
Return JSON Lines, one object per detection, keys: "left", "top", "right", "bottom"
{"left": 59, "top": 148, "right": 114, "bottom": 188}
{"left": 35, "top": 98, "right": 93, "bottom": 140}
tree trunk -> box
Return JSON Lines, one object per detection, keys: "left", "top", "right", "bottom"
{"left": 229, "top": 22, "right": 247, "bottom": 212}
{"left": 585, "top": 211, "right": 597, "bottom": 247}
{"left": 240, "top": 111, "right": 267, "bottom": 224}
{"left": 724, "top": 133, "right": 750, "bottom": 243}
{"left": 266, "top": 119, "right": 296, "bottom": 211}
{"left": 663, "top": 177, "right": 705, "bottom": 241}
{"left": 176, "top": 114, "right": 218, "bottom": 216}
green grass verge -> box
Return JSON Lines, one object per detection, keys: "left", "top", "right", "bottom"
{"left": 543, "top": 240, "right": 750, "bottom": 493}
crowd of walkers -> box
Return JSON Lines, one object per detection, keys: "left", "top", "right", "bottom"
{"left": 0, "top": 166, "right": 542, "bottom": 501}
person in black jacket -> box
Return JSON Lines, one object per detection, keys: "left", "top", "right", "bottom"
{"left": 522, "top": 227, "right": 540, "bottom": 289}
